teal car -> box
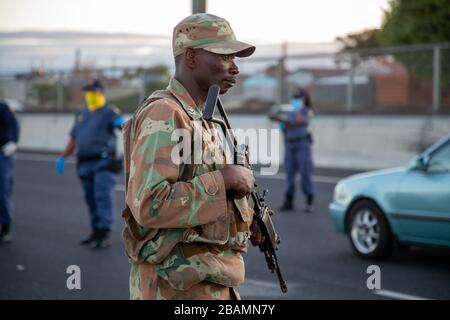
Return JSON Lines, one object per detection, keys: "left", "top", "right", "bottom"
{"left": 329, "top": 134, "right": 450, "bottom": 259}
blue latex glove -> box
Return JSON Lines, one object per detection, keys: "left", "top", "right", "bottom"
{"left": 55, "top": 156, "right": 65, "bottom": 176}
{"left": 113, "top": 116, "right": 125, "bottom": 129}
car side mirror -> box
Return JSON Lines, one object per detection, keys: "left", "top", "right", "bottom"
{"left": 412, "top": 155, "right": 430, "bottom": 171}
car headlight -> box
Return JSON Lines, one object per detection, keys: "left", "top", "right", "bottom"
{"left": 333, "top": 182, "right": 349, "bottom": 204}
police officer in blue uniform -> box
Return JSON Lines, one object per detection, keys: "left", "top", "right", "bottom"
{"left": 0, "top": 100, "right": 20, "bottom": 243}
{"left": 270, "top": 88, "right": 315, "bottom": 213}
{"left": 56, "top": 80, "right": 124, "bottom": 249}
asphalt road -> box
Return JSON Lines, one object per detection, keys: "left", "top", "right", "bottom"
{"left": 1, "top": 153, "right": 450, "bottom": 300}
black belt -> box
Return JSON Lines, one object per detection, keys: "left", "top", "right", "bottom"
{"left": 287, "top": 135, "right": 309, "bottom": 143}
{"left": 77, "top": 152, "right": 115, "bottom": 162}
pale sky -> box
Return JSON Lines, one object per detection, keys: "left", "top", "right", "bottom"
{"left": 0, "top": 0, "right": 389, "bottom": 43}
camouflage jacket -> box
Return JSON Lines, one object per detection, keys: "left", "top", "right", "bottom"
{"left": 122, "top": 78, "right": 253, "bottom": 294}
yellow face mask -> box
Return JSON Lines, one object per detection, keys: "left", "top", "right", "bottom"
{"left": 85, "top": 91, "right": 106, "bottom": 112}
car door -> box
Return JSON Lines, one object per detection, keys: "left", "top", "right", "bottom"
{"left": 393, "top": 141, "right": 450, "bottom": 245}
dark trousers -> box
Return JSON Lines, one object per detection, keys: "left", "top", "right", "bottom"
{"left": 0, "top": 154, "right": 14, "bottom": 225}
{"left": 284, "top": 140, "right": 315, "bottom": 199}
{"left": 78, "top": 158, "right": 116, "bottom": 230}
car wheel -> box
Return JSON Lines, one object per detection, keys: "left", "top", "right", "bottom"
{"left": 347, "top": 200, "right": 393, "bottom": 259}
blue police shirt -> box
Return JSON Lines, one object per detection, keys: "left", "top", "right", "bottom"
{"left": 279, "top": 98, "right": 303, "bottom": 131}
{"left": 284, "top": 107, "right": 310, "bottom": 141}
{"left": 70, "top": 104, "right": 121, "bottom": 159}
{"left": 0, "top": 101, "right": 20, "bottom": 148}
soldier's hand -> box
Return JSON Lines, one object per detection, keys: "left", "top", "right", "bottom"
{"left": 220, "top": 165, "right": 255, "bottom": 199}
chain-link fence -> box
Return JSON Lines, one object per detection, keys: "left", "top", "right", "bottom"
{"left": 231, "top": 42, "right": 450, "bottom": 115}
{"left": 0, "top": 67, "right": 170, "bottom": 113}
{"left": 1, "top": 42, "right": 449, "bottom": 115}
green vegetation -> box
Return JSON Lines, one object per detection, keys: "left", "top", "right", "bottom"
{"left": 135, "top": 64, "right": 170, "bottom": 96}
{"left": 112, "top": 64, "right": 171, "bottom": 113}
{"left": 381, "top": 0, "right": 450, "bottom": 46}
{"left": 336, "top": 28, "right": 382, "bottom": 51}
{"left": 109, "top": 93, "right": 141, "bottom": 113}
{"left": 381, "top": 0, "right": 450, "bottom": 90}
{"left": 30, "top": 80, "right": 70, "bottom": 111}
{"left": 337, "top": 0, "right": 450, "bottom": 49}
{"left": 336, "top": 0, "right": 450, "bottom": 93}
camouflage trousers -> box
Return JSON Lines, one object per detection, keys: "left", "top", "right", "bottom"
{"left": 129, "top": 262, "right": 241, "bottom": 300}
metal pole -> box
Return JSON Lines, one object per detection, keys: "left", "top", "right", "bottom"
{"left": 24, "top": 79, "right": 29, "bottom": 110}
{"left": 277, "top": 42, "right": 287, "bottom": 104}
{"left": 192, "top": 0, "right": 206, "bottom": 13}
{"left": 432, "top": 45, "right": 441, "bottom": 113}
{"left": 277, "top": 58, "right": 284, "bottom": 105}
{"left": 139, "top": 74, "right": 146, "bottom": 102}
{"left": 346, "top": 53, "right": 354, "bottom": 114}
{"left": 57, "top": 75, "right": 64, "bottom": 112}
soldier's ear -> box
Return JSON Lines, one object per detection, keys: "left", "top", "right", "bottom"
{"left": 185, "top": 48, "right": 197, "bottom": 69}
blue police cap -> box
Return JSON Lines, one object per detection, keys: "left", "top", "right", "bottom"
{"left": 292, "top": 87, "right": 307, "bottom": 99}
{"left": 82, "top": 79, "right": 104, "bottom": 91}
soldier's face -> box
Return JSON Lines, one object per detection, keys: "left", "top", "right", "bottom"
{"left": 194, "top": 49, "right": 239, "bottom": 94}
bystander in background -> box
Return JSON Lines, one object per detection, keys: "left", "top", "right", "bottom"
{"left": 269, "top": 88, "right": 315, "bottom": 213}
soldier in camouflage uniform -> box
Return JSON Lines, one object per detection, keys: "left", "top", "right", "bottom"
{"left": 121, "top": 13, "right": 262, "bottom": 299}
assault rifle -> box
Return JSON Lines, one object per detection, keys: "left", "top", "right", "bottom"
{"left": 203, "top": 84, "right": 288, "bottom": 293}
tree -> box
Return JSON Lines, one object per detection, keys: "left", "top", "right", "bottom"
{"left": 381, "top": 0, "right": 450, "bottom": 45}
{"left": 336, "top": 28, "right": 383, "bottom": 51}
{"left": 337, "top": 0, "right": 450, "bottom": 49}
{"left": 334, "top": 28, "right": 383, "bottom": 70}
{"left": 380, "top": 0, "right": 450, "bottom": 97}
{"left": 335, "top": 0, "right": 450, "bottom": 111}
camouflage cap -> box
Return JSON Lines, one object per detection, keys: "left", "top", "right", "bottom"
{"left": 172, "top": 13, "right": 255, "bottom": 58}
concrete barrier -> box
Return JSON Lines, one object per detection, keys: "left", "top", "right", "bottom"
{"left": 16, "top": 112, "right": 450, "bottom": 170}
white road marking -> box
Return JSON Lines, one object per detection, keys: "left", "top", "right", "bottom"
{"left": 374, "top": 289, "right": 430, "bottom": 300}
{"left": 16, "top": 265, "right": 26, "bottom": 271}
